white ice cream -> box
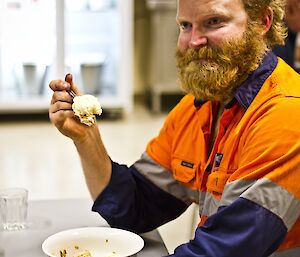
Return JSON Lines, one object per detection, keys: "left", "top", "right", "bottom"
{"left": 72, "top": 94, "right": 102, "bottom": 126}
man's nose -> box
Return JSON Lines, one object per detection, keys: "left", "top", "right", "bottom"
{"left": 189, "top": 29, "right": 208, "bottom": 49}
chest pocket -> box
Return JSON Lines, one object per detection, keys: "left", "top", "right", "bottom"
{"left": 171, "top": 158, "right": 198, "bottom": 184}
{"left": 206, "top": 169, "right": 231, "bottom": 195}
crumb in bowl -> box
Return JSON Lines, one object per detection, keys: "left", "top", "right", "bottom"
{"left": 106, "top": 252, "right": 121, "bottom": 257}
{"left": 59, "top": 246, "right": 92, "bottom": 257}
{"left": 59, "top": 249, "right": 67, "bottom": 257}
{"left": 72, "top": 94, "right": 102, "bottom": 126}
{"left": 58, "top": 245, "right": 121, "bottom": 257}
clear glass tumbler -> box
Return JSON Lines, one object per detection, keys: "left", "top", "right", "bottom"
{"left": 0, "top": 188, "right": 28, "bottom": 231}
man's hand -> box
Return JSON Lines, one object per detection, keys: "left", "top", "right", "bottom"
{"left": 49, "top": 75, "right": 112, "bottom": 200}
{"left": 286, "top": 0, "right": 300, "bottom": 32}
{"left": 49, "top": 76, "right": 88, "bottom": 142}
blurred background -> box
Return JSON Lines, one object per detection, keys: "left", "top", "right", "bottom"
{"left": 0, "top": 0, "right": 183, "bottom": 116}
{"left": 0, "top": 0, "right": 192, "bottom": 252}
{"left": 0, "top": 0, "right": 183, "bottom": 196}
{"left": 0, "top": 0, "right": 299, "bottom": 253}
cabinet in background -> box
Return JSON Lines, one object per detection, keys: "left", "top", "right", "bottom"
{"left": 146, "top": 0, "right": 182, "bottom": 113}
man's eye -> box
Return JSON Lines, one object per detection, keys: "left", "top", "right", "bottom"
{"left": 206, "top": 17, "right": 222, "bottom": 26}
{"left": 179, "top": 22, "right": 192, "bottom": 31}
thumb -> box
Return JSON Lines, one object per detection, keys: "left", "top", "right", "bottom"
{"left": 65, "top": 73, "right": 82, "bottom": 95}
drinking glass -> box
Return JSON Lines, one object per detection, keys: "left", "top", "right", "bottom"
{"left": 0, "top": 188, "right": 28, "bottom": 231}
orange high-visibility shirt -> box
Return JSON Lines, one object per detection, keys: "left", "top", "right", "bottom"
{"left": 146, "top": 56, "right": 300, "bottom": 253}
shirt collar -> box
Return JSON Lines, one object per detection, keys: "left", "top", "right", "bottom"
{"left": 233, "top": 52, "right": 278, "bottom": 109}
{"left": 193, "top": 52, "right": 278, "bottom": 109}
{"left": 194, "top": 98, "right": 207, "bottom": 108}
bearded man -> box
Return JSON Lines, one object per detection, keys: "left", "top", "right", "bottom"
{"left": 49, "top": 0, "right": 300, "bottom": 256}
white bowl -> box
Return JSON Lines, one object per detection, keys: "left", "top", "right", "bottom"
{"left": 42, "top": 227, "right": 144, "bottom": 257}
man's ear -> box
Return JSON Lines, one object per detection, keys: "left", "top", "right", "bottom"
{"left": 261, "top": 6, "right": 273, "bottom": 35}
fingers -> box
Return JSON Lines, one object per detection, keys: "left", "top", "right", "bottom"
{"left": 49, "top": 74, "right": 84, "bottom": 133}
{"left": 65, "top": 73, "right": 82, "bottom": 96}
{"left": 49, "top": 109, "right": 74, "bottom": 121}
{"left": 49, "top": 74, "right": 82, "bottom": 96}
{"left": 49, "top": 100, "right": 73, "bottom": 114}
{"left": 50, "top": 91, "right": 73, "bottom": 105}
{"left": 49, "top": 80, "right": 70, "bottom": 92}
{"left": 50, "top": 90, "right": 73, "bottom": 116}
{"left": 65, "top": 73, "right": 73, "bottom": 84}
{"left": 49, "top": 109, "right": 75, "bottom": 128}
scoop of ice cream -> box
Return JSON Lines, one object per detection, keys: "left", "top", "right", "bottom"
{"left": 72, "top": 94, "right": 102, "bottom": 126}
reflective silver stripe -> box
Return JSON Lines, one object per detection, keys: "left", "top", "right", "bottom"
{"left": 201, "top": 192, "right": 220, "bottom": 217}
{"left": 270, "top": 248, "right": 300, "bottom": 257}
{"left": 220, "top": 179, "right": 257, "bottom": 206}
{"left": 198, "top": 191, "right": 207, "bottom": 214}
{"left": 133, "top": 152, "right": 199, "bottom": 204}
{"left": 221, "top": 178, "right": 300, "bottom": 230}
{"left": 241, "top": 178, "right": 300, "bottom": 230}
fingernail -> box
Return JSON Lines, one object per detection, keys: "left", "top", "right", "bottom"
{"left": 65, "top": 73, "right": 71, "bottom": 81}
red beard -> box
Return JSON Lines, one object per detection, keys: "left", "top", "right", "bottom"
{"left": 176, "top": 25, "right": 268, "bottom": 102}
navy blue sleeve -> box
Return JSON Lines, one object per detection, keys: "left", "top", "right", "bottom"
{"left": 92, "top": 161, "right": 189, "bottom": 233}
{"left": 167, "top": 198, "right": 287, "bottom": 257}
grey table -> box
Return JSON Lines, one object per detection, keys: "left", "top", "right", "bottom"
{"left": 0, "top": 198, "right": 168, "bottom": 257}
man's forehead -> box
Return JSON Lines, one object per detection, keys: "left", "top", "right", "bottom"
{"left": 177, "top": 0, "right": 246, "bottom": 18}
{"left": 177, "top": 0, "right": 245, "bottom": 9}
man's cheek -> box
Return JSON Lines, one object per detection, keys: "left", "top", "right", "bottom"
{"left": 177, "top": 35, "right": 190, "bottom": 51}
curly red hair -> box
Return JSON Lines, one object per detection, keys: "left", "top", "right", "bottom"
{"left": 243, "top": 0, "right": 287, "bottom": 47}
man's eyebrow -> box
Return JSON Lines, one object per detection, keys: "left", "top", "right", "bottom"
{"left": 205, "top": 8, "right": 230, "bottom": 17}
{"left": 176, "top": 15, "right": 189, "bottom": 24}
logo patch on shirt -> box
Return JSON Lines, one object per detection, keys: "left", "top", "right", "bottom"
{"left": 214, "top": 153, "right": 223, "bottom": 168}
{"left": 181, "top": 161, "right": 194, "bottom": 169}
